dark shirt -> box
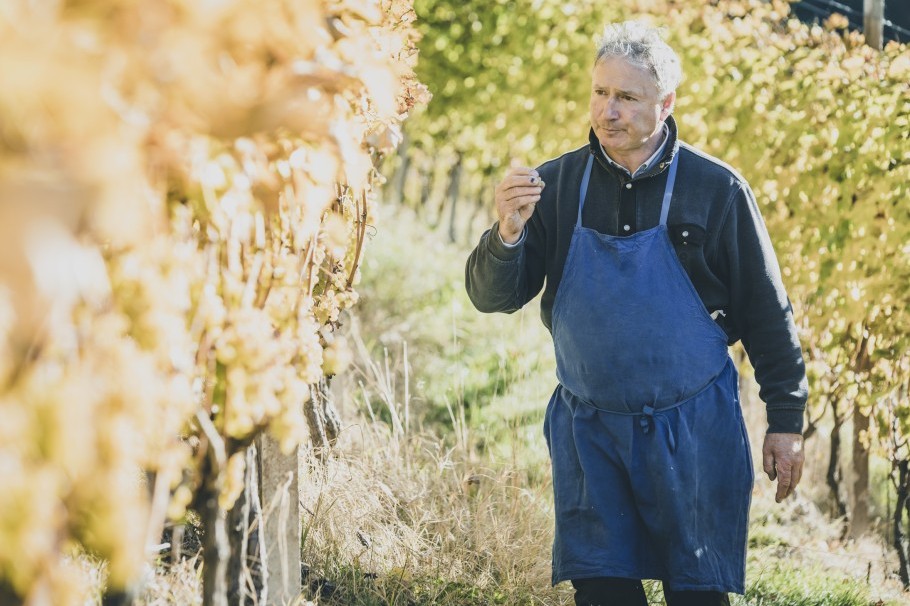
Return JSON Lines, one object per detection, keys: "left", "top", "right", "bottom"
{"left": 465, "top": 116, "right": 807, "bottom": 433}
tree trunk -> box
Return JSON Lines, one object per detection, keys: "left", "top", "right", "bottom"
{"left": 420, "top": 165, "right": 434, "bottom": 225}
{"left": 893, "top": 458, "right": 910, "bottom": 588}
{"left": 388, "top": 135, "right": 410, "bottom": 206}
{"left": 201, "top": 377, "right": 332, "bottom": 606}
{"left": 100, "top": 591, "right": 133, "bottom": 606}
{"left": 201, "top": 455, "right": 229, "bottom": 606}
{"left": 228, "top": 445, "right": 266, "bottom": 605}
{"left": 850, "top": 329, "right": 873, "bottom": 538}
{"left": 446, "top": 155, "right": 462, "bottom": 244}
{"left": 464, "top": 176, "right": 490, "bottom": 247}
{"left": 851, "top": 405, "right": 872, "bottom": 537}
{"left": 304, "top": 377, "right": 340, "bottom": 460}
{"left": 827, "top": 397, "right": 849, "bottom": 532}
{"left": 258, "top": 434, "right": 302, "bottom": 605}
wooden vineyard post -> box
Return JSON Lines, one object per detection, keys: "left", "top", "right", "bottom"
{"left": 864, "top": 0, "right": 885, "bottom": 49}
{"left": 258, "top": 435, "right": 302, "bottom": 605}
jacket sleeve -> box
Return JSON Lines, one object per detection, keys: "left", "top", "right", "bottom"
{"left": 717, "top": 182, "right": 808, "bottom": 433}
{"left": 465, "top": 198, "right": 548, "bottom": 314}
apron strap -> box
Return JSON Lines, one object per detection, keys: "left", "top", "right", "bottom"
{"left": 659, "top": 153, "right": 679, "bottom": 226}
{"left": 576, "top": 154, "right": 594, "bottom": 227}
{"left": 577, "top": 150, "right": 680, "bottom": 229}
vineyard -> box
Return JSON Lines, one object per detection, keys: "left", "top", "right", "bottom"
{"left": 396, "top": 0, "right": 910, "bottom": 587}
{"left": 0, "top": 0, "right": 908, "bottom": 605}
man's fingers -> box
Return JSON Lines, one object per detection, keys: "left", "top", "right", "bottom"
{"left": 775, "top": 465, "right": 792, "bottom": 503}
{"left": 509, "top": 194, "right": 541, "bottom": 211}
{"left": 499, "top": 190, "right": 542, "bottom": 210}
{"left": 495, "top": 166, "right": 543, "bottom": 235}
{"left": 763, "top": 433, "right": 804, "bottom": 503}
{"left": 502, "top": 186, "right": 545, "bottom": 199}
{"left": 762, "top": 449, "right": 776, "bottom": 481}
{"left": 499, "top": 194, "right": 540, "bottom": 230}
{"left": 518, "top": 204, "right": 537, "bottom": 221}
{"left": 505, "top": 165, "right": 536, "bottom": 178}
{"left": 791, "top": 459, "right": 803, "bottom": 492}
{"left": 501, "top": 174, "right": 544, "bottom": 192}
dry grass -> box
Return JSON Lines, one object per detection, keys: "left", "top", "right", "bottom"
{"left": 298, "top": 352, "right": 566, "bottom": 605}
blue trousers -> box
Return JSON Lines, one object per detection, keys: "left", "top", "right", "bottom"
{"left": 572, "top": 577, "right": 730, "bottom": 606}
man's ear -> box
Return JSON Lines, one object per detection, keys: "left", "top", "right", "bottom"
{"left": 660, "top": 91, "right": 676, "bottom": 120}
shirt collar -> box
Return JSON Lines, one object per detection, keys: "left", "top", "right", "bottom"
{"left": 599, "top": 122, "right": 670, "bottom": 179}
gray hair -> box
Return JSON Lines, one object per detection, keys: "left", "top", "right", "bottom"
{"left": 594, "top": 21, "right": 682, "bottom": 100}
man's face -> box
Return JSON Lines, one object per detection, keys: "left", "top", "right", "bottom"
{"left": 589, "top": 56, "right": 674, "bottom": 159}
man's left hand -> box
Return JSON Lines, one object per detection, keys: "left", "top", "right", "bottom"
{"left": 762, "top": 433, "right": 804, "bottom": 503}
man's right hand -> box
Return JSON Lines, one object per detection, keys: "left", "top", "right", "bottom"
{"left": 496, "top": 166, "right": 545, "bottom": 244}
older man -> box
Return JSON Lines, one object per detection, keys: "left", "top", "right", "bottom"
{"left": 465, "top": 21, "right": 807, "bottom": 606}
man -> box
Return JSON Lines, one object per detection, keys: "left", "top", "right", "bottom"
{"left": 465, "top": 21, "right": 807, "bottom": 606}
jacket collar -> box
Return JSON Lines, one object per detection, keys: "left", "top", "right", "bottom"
{"left": 588, "top": 114, "right": 680, "bottom": 181}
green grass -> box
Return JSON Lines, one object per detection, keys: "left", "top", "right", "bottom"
{"left": 310, "top": 564, "right": 543, "bottom": 606}
{"left": 354, "top": 206, "right": 554, "bottom": 433}
{"left": 308, "top": 561, "right": 890, "bottom": 606}
{"left": 738, "top": 561, "right": 878, "bottom": 606}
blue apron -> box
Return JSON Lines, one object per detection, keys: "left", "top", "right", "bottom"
{"left": 543, "top": 152, "right": 754, "bottom": 593}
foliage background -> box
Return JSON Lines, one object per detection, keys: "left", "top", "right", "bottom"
{"left": 0, "top": 0, "right": 425, "bottom": 603}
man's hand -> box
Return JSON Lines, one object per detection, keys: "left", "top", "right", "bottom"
{"left": 496, "top": 166, "right": 545, "bottom": 244}
{"left": 762, "top": 433, "right": 804, "bottom": 503}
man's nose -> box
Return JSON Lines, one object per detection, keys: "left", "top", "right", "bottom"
{"left": 603, "top": 98, "right": 620, "bottom": 120}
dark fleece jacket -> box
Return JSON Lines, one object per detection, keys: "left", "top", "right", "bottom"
{"left": 465, "top": 116, "right": 807, "bottom": 433}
